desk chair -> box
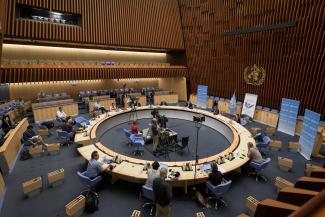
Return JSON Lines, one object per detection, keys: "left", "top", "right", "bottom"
{"left": 57, "top": 130, "right": 73, "bottom": 146}
{"left": 77, "top": 171, "right": 102, "bottom": 190}
{"left": 176, "top": 136, "right": 190, "bottom": 153}
{"left": 142, "top": 185, "right": 155, "bottom": 215}
{"left": 249, "top": 158, "right": 271, "bottom": 182}
{"left": 256, "top": 135, "right": 271, "bottom": 156}
{"left": 123, "top": 129, "right": 132, "bottom": 145}
{"left": 131, "top": 134, "right": 144, "bottom": 156}
{"left": 206, "top": 180, "right": 232, "bottom": 209}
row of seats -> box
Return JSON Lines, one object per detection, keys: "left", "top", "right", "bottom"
{"left": 37, "top": 92, "right": 68, "bottom": 98}
{"left": 239, "top": 167, "right": 325, "bottom": 217}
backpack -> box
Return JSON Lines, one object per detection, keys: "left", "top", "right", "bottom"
{"left": 81, "top": 190, "right": 99, "bottom": 213}
{"left": 20, "top": 149, "right": 32, "bottom": 161}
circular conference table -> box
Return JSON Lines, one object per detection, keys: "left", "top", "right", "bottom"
{"left": 77, "top": 106, "right": 255, "bottom": 193}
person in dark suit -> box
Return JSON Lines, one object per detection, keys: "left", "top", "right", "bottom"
{"left": 1, "top": 116, "right": 13, "bottom": 134}
{"left": 153, "top": 168, "right": 172, "bottom": 217}
{"left": 61, "top": 119, "right": 75, "bottom": 141}
{"left": 208, "top": 163, "right": 223, "bottom": 186}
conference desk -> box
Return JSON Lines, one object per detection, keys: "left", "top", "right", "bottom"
{"left": 253, "top": 108, "right": 279, "bottom": 127}
{"left": 124, "top": 95, "right": 147, "bottom": 108}
{"left": 32, "top": 100, "right": 78, "bottom": 123}
{"left": 88, "top": 98, "right": 116, "bottom": 112}
{"left": 189, "top": 94, "right": 242, "bottom": 114}
{"left": 154, "top": 94, "right": 178, "bottom": 105}
{"left": 0, "top": 118, "right": 28, "bottom": 175}
{"left": 77, "top": 106, "right": 253, "bottom": 192}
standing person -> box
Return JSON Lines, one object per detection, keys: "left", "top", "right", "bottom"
{"left": 56, "top": 106, "right": 67, "bottom": 122}
{"left": 151, "top": 118, "right": 159, "bottom": 155}
{"left": 145, "top": 161, "right": 160, "bottom": 188}
{"left": 153, "top": 168, "right": 172, "bottom": 217}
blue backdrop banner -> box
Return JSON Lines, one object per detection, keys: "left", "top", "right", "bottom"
{"left": 299, "top": 109, "right": 321, "bottom": 160}
{"left": 278, "top": 98, "right": 300, "bottom": 136}
{"left": 197, "top": 85, "right": 208, "bottom": 109}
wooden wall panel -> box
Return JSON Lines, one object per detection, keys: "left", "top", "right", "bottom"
{"left": 0, "top": 67, "right": 188, "bottom": 83}
{"left": 179, "top": 0, "right": 325, "bottom": 119}
{"left": 3, "top": 0, "right": 184, "bottom": 50}
{"left": 0, "top": 0, "right": 4, "bottom": 65}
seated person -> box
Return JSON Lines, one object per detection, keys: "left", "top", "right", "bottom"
{"left": 61, "top": 119, "right": 75, "bottom": 141}
{"left": 23, "top": 125, "right": 47, "bottom": 148}
{"left": 85, "top": 151, "right": 113, "bottom": 189}
{"left": 38, "top": 90, "right": 46, "bottom": 98}
{"left": 17, "top": 97, "right": 25, "bottom": 107}
{"left": 1, "top": 116, "right": 13, "bottom": 134}
{"left": 131, "top": 121, "right": 138, "bottom": 134}
{"left": 0, "top": 128, "right": 5, "bottom": 146}
{"left": 185, "top": 101, "right": 193, "bottom": 109}
{"left": 110, "top": 102, "right": 117, "bottom": 111}
{"left": 247, "top": 142, "right": 263, "bottom": 163}
{"left": 56, "top": 106, "right": 67, "bottom": 122}
{"left": 234, "top": 114, "right": 240, "bottom": 123}
{"left": 16, "top": 97, "right": 25, "bottom": 120}
{"left": 145, "top": 161, "right": 160, "bottom": 188}
{"left": 94, "top": 100, "right": 108, "bottom": 114}
{"left": 208, "top": 163, "right": 223, "bottom": 186}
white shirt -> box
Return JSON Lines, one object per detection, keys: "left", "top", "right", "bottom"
{"left": 56, "top": 110, "right": 67, "bottom": 119}
{"left": 94, "top": 102, "right": 101, "bottom": 109}
{"left": 145, "top": 169, "right": 160, "bottom": 188}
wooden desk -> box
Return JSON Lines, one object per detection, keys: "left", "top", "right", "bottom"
{"left": 0, "top": 172, "right": 5, "bottom": 199}
{"left": 255, "top": 199, "right": 299, "bottom": 217}
{"left": 189, "top": 94, "right": 241, "bottom": 112}
{"left": 253, "top": 108, "right": 279, "bottom": 127}
{"left": 88, "top": 98, "right": 116, "bottom": 112}
{"left": 124, "top": 96, "right": 147, "bottom": 108}
{"left": 37, "top": 95, "right": 70, "bottom": 102}
{"left": 32, "top": 101, "right": 78, "bottom": 123}
{"left": 277, "top": 187, "right": 318, "bottom": 206}
{"left": 0, "top": 118, "right": 29, "bottom": 175}
{"left": 78, "top": 106, "right": 254, "bottom": 192}
{"left": 154, "top": 94, "right": 178, "bottom": 105}
{"left": 295, "top": 177, "right": 325, "bottom": 192}
{"left": 310, "top": 168, "right": 325, "bottom": 179}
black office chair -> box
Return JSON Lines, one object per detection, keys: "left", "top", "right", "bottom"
{"left": 176, "top": 136, "right": 190, "bottom": 152}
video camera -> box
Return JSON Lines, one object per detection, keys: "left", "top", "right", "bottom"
{"left": 157, "top": 114, "right": 168, "bottom": 128}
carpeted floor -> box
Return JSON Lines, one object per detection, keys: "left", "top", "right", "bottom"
{"left": 0, "top": 114, "right": 324, "bottom": 217}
